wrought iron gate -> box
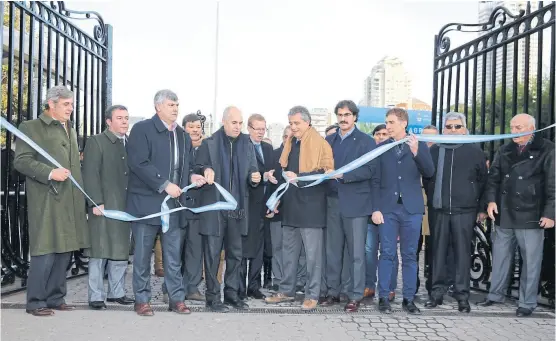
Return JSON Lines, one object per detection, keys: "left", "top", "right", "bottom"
{"left": 1, "top": 1, "right": 112, "bottom": 293}
{"left": 431, "top": 2, "right": 555, "bottom": 305}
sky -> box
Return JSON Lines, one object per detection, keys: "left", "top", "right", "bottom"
{"left": 69, "top": 0, "right": 480, "bottom": 126}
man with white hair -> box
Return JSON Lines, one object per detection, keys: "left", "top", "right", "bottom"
{"left": 126, "top": 89, "right": 206, "bottom": 316}
{"left": 477, "top": 113, "right": 555, "bottom": 317}
{"left": 423, "top": 112, "right": 488, "bottom": 313}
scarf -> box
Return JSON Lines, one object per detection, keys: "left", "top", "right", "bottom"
{"left": 279, "top": 126, "right": 334, "bottom": 173}
{"left": 432, "top": 143, "right": 463, "bottom": 209}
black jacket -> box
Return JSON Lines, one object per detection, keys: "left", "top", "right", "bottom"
{"left": 266, "top": 144, "right": 285, "bottom": 222}
{"left": 125, "top": 114, "right": 193, "bottom": 227}
{"left": 423, "top": 143, "right": 488, "bottom": 214}
{"left": 484, "top": 135, "right": 555, "bottom": 229}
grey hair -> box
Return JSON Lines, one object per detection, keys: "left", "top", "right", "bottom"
{"left": 43, "top": 85, "right": 74, "bottom": 110}
{"left": 423, "top": 125, "right": 438, "bottom": 131}
{"left": 442, "top": 112, "right": 467, "bottom": 129}
{"left": 222, "top": 106, "right": 240, "bottom": 121}
{"left": 288, "top": 105, "right": 311, "bottom": 123}
{"left": 511, "top": 114, "right": 536, "bottom": 129}
{"left": 153, "top": 89, "right": 178, "bottom": 108}
{"left": 283, "top": 125, "right": 291, "bottom": 135}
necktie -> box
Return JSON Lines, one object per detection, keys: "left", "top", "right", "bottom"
{"left": 256, "top": 144, "right": 264, "bottom": 163}
{"left": 518, "top": 145, "right": 526, "bottom": 154}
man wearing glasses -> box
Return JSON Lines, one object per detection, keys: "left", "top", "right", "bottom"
{"left": 239, "top": 114, "right": 277, "bottom": 300}
{"left": 422, "top": 112, "right": 487, "bottom": 313}
{"left": 477, "top": 113, "right": 555, "bottom": 317}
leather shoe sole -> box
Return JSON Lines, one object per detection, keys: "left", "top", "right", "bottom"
{"left": 89, "top": 301, "right": 107, "bottom": 310}
{"left": 206, "top": 303, "right": 230, "bottom": 313}
{"left": 224, "top": 300, "right": 249, "bottom": 310}
{"left": 107, "top": 296, "right": 135, "bottom": 305}
{"left": 26, "top": 308, "right": 54, "bottom": 317}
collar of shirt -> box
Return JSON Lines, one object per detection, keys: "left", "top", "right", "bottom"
{"left": 250, "top": 137, "right": 261, "bottom": 146}
{"left": 338, "top": 126, "right": 355, "bottom": 141}
{"left": 161, "top": 120, "right": 178, "bottom": 132}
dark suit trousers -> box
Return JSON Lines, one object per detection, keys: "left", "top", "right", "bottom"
{"left": 26, "top": 252, "right": 72, "bottom": 310}
{"left": 239, "top": 218, "right": 265, "bottom": 293}
{"left": 183, "top": 219, "right": 203, "bottom": 296}
{"left": 203, "top": 215, "right": 243, "bottom": 303}
{"left": 431, "top": 211, "right": 475, "bottom": 301}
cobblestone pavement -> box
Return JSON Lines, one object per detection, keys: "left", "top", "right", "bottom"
{"left": 2, "top": 256, "right": 555, "bottom": 341}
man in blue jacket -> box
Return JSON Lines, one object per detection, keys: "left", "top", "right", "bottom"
{"left": 320, "top": 100, "right": 379, "bottom": 312}
{"left": 371, "top": 108, "right": 435, "bottom": 314}
{"left": 126, "top": 90, "right": 207, "bottom": 316}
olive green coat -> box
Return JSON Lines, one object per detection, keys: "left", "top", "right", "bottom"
{"left": 82, "top": 130, "right": 131, "bottom": 260}
{"left": 13, "top": 114, "right": 89, "bottom": 256}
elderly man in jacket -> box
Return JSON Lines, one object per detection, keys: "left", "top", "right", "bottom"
{"left": 126, "top": 89, "right": 206, "bottom": 316}
{"left": 194, "top": 106, "right": 260, "bottom": 312}
{"left": 371, "top": 108, "right": 435, "bottom": 314}
{"left": 83, "top": 105, "right": 135, "bottom": 310}
{"left": 422, "top": 112, "right": 488, "bottom": 313}
{"left": 14, "top": 85, "right": 90, "bottom": 317}
{"left": 477, "top": 113, "right": 555, "bottom": 317}
{"left": 265, "top": 105, "right": 334, "bottom": 311}
{"left": 319, "top": 100, "right": 378, "bottom": 313}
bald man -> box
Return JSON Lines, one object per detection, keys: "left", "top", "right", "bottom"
{"left": 194, "top": 106, "right": 260, "bottom": 312}
{"left": 477, "top": 113, "right": 555, "bottom": 317}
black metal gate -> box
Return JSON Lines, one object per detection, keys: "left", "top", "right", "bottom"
{"left": 1, "top": 1, "right": 112, "bottom": 294}
{"left": 431, "top": 2, "right": 555, "bottom": 305}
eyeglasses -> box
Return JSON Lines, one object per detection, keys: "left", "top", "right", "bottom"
{"left": 336, "top": 113, "right": 353, "bottom": 118}
{"left": 249, "top": 126, "right": 268, "bottom": 133}
{"left": 445, "top": 124, "right": 463, "bottom": 130}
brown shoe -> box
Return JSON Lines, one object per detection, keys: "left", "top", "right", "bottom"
{"left": 265, "top": 292, "right": 295, "bottom": 304}
{"left": 155, "top": 269, "right": 164, "bottom": 277}
{"left": 363, "top": 288, "right": 375, "bottom": 298}
{"left": 49, "top": 303, "right": 75, "bottom": 311}
{"left": 170, "top": 302, "right": 191, "bottom": 315}
{"left": 186, "top": 292, "right": 206, "bottom": 302}
{"left": 301, "top": 299, "right": 318, "bottom": 311}
{"left": 134, "top": 303, "right": 154, "bottom": 316}
{"left": 26, "top": 308, "right": 55, "bottom": 316}
{"left": 344, "top": 300, "right": 361, "bottom": 313}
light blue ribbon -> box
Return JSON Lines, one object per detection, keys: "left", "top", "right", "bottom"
{"left": 266, "top": 123, "right": 556, "bottom": 211}
{"left": 1, "top": 116, "right": 237, "bottom": 233}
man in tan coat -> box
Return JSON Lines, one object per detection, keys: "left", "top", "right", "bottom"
{"left": 14, "top": 85, "right": 90, "bottom": 316}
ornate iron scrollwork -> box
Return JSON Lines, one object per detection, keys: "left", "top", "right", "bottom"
{"left": 436, "top": 5, "right": 525, "bottom": 56}
{"left": 471, "top": 222, "right": 492, "bottom": 285}
{"left": 48, "top": 1, "right": 107, "bottom": 44}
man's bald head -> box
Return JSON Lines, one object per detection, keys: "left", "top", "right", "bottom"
{"left": 222, "top": 106, "right": 243, "bottom": 138}
{"left": 510, "top": 113, "right": 536, "bottom": 145}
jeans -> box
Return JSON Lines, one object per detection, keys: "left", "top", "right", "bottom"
{"left": 365, "top": 224, "right": 398, "bottom": 292}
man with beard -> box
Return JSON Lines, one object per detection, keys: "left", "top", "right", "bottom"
{"left": 239, "top": 114, "right": 277, "bottom": 300}
{"left": 194, "top": 106, "right": 260, "bottom": 312}
{"left": 422, "top": 112, "right": 487, "bottom": 313}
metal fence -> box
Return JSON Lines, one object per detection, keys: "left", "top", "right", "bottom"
{"left": 431, "top": 1, "right": 555, "bottom": 305}
{"left": 1, "top": 1, "right": 112, "bottom": 293}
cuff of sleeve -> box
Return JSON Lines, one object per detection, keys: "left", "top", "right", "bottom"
{"left": 158, "top": 180, "right": 170, "bottom": 194}
{"left": 48, "top": 170, "right": 53, "bottom": 180}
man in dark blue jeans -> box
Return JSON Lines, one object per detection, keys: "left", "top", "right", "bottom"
{"left": 371, "top": 108, "right": 435, "bottom": 314}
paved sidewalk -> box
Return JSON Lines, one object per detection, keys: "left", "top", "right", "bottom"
{"left": 2, "top": 256, "right": 555, "bottom": 340}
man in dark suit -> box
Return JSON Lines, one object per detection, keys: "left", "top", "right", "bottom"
{"left": 371, "top": 108, "right": 435, "bottom": 314}
{"left": 126, "top": 89, "right": 206, "bottom": 316}
{"left": 319, "top": 100, "right": 378, "bottom": 312}
{"left": 194, "top": 106, "right": 260, "bottom": 312}
{"left": 239, "top": 114, "right": 277, "bottom": 300}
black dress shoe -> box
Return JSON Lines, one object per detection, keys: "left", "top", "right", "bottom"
{"left": 224, "top": 298, "right": 249, "bottom": 310}
{"left": 402, "top": 299, "right": 421, "bottom": 314}
{"left": 378, "top": 298, "right": 392, "bottom": 314}
{"left": 424, "top": 297, "right": 443, "bottom": 308}
{"left": 295, "top": 285, "right": 305, "bottom": 294}
{"left": 206, "top": 301, "right": 230, "bottom": 313}
{"left": 247, "top": 289, "right": 266, "bottom": 300}
{"left": 476, "top": 299, "right": 499, "bottom": 307}
{"left": 107, "top": 296, "right": 135, "bottom": 305}
{"left": 458, "top": 300, "right": 471, "bottom": 313}
{"left": 238, "top": 292, "right": 248, "bottom": 301}
{"left": 318, "top": 295, "right": 340, "bottom": 306}
{"left": 89, "top": 301, "right": 107, "bottom": 310}
{"left": 271, "top": 284, "right": 279, "bottom": 292}
{"left": 516, "top": 307, "right": 533, "bottom": 317}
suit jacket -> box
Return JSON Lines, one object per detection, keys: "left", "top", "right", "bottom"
{"left": 325, "top": 127, "right": 378, "bottom": 218}
{"left": 194, "top": 128, "right": 259, "bottom": 236}
{"left": 372, "top": 138, "right": 435, "bottom": 215}
{"left": 125, "top": 114, "right": 193, "bottom": 227}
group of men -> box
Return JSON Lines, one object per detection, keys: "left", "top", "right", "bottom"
{"left": 13, "top": 85, "right": 554, "bottom": 318}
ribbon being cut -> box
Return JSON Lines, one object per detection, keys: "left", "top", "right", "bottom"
{"left": 266, "top": 123, "right": 556, "bottom": 211}
{"left": 0, "top": 116, "right": 237, "bottom": 233}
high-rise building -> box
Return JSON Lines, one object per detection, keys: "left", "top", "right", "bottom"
{"left": 476, "top": 1, "right": 540, "bottom": 95}
{"left": 362, "top": 56, "right": 412, "bottom": 108}
{"left": 310, "top": 108, "right": 331, "bottom": 136}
